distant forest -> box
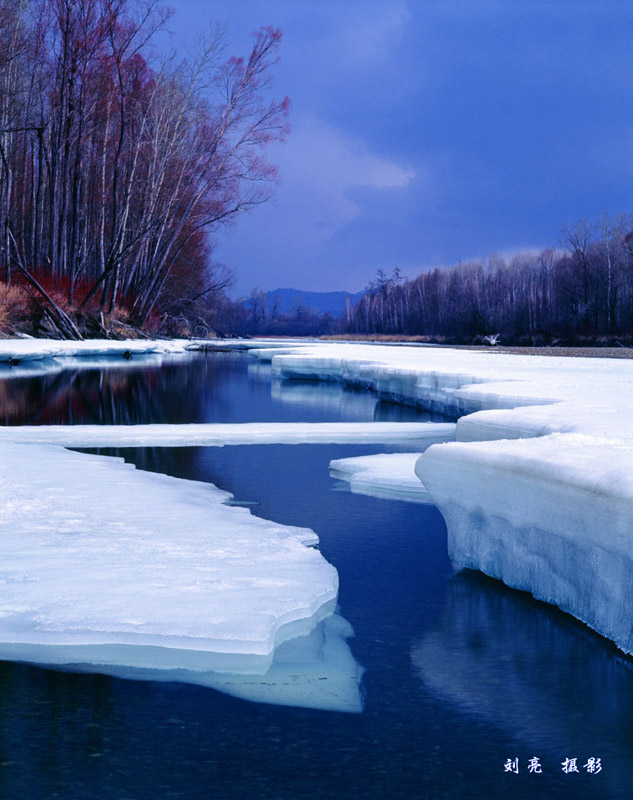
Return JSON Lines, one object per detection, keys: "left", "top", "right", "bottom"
{"left": 0, "top": 0, "right": 287, "bottom": 339}
{"left": 226, "top": 214, "right": 633, "bottom": 346}
{"left": 346, "top": 215, "right": 633, "bottom": 345}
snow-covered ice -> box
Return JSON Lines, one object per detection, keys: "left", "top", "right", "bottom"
{"left": 203, "top": 339, "right": 633, "bottom": 653}
{"left": 4, "top": 335, "right": 633, "bottom": 679}
{"left": 0, "top": 441, "right": 344, "bottom": 689}
{"left": 329, "top": 453, "right": 433, "bottom": 502}
{"left": 0, "top": 338, "right": 373, "bottom": 709}
{"left": 417, "top": 433, "right": 633, "bottom": 652}
{"left": 0, "top": 421, "right": 456, "bottom": 448}
{"left": 0, "top": 337, "right": 204, "bottom": 362}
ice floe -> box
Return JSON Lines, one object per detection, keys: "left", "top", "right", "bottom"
{"left": 0, "top": 441, "right": 345, "bottom": 693}
{"left": 329, "top": 453, "right": 433, "bottom": 502}
{"left": 0, "top": 421, "right": 456, "bottom": 448}
{"left": 205, "top": 340, "right": 633, "bottom": 653}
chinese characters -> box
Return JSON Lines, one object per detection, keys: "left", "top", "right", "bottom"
{"left": 504, "top": 757, "right": 602, "bottom": 775}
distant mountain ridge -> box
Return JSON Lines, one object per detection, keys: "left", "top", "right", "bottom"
{"left": 260, "top": 288, "right": 365, "bottom": 318}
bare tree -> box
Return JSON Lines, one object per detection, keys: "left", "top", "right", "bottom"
{"left": 0, "top": 2, "right": 288, "bottom": 336}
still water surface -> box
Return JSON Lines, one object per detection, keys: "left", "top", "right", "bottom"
{"left": 0, "top": 352, "right": 631, "bottom": 799}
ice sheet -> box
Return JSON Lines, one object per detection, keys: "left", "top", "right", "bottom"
{"left": 256, "top": 341, "right": 633, "bottom": 429}
{"left": 0, "top": 421, "right": 457, "bottom": 448}
{"left": 5, "top": 337, "right": 633, "bottom": 656}
{"left": 0, "top": 338, "right": 201, "bottom": 362}
{"left": 203, "top": 340, "right": 633, "bottom": 652}
{"left": 0, "top": 441, "right": 339, "bottom": 673}
{"left": 0, "top": 353, "right": 199, "bottom": 386}
{"left": 329, "top": 453, "right": 433, "bottom": 502}
{"left": 416, "top": 434, "right": 633, "bottom": 652}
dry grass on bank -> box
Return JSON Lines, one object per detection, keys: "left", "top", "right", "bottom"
{"left": 0, "top": 279, "right": 159, "bottom": 340}
{"left": 0, "top": 283, "right": 34, "bottom": 336}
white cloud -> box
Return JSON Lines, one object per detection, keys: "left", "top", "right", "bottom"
{"left": 271, "top": 115, "right": 415, "bottom": 240}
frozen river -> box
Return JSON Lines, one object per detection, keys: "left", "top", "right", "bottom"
{"left": 0, "top": 350, "right": 630, "bottom": 798}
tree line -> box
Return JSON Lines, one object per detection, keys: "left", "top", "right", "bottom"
{"left": 214, "top": 287, "right": 339, "bottom": 337}
{"left": 0, "top": 0, "right": 287, "bottom": 338}
{"left": 346, "top": 215, "right": 633, "bottom": 345}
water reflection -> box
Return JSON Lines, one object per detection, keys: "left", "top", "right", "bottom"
{"left": 0, "top": 352, "right": 450, "bottom": 429}
{"left": 1, "top": 360, "right": 193, "bottom": 426}
{"left": 412, "top": 571, "right": 633, "bottom": 787}
{"left": 0, "top": 356, "right": 295, "bottom": 428}
{"left": 271, "top": 379, "right": 378, "bottom": 419}
{"left": 247, "top": 360, "right": 276, "bottom": 381}
{"left": 0, "top": 351, "right": 626, "bottom": 797}
{"left": 271, "top": 378, "right": 451, "bottom": 423}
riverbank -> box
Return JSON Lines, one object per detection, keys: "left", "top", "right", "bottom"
{"left": 3, "top": 335, "right": 633, "bottom": 655}
{"left": 235, "top": 340, "right": 633, "bottom": 655}
{"left": 321, "top": 334, "right": 633, "bottom": 359}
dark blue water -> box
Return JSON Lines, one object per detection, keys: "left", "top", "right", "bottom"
{"left": 0, "top": 352, "right": 631, "bottom": 799}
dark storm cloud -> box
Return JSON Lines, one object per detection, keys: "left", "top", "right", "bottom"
{"left": 167, "top": 1, "right": 633, "bottom": 294}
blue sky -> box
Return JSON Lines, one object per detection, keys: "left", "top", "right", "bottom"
{"left": 165, "top": 1, "right": 633, "bottom": 296}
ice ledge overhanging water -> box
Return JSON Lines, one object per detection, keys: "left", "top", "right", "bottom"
{"left": 227, "top": 339, "right": 633, "bottom": 655}
{"left": 0, "top": 339, "right": 390, "bottom": 711}
{"left": 0, "top": 440, "right": 338, "bottom": 659}
{"left": 3, "top": 336, "right": 633, "bottom": 674}
{"left": 0, "top": 432, "right": 368, "bottom": 711}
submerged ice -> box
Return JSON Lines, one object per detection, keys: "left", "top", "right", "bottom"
{"left": 36, "top": 612, "right": 364, "bottom": 713}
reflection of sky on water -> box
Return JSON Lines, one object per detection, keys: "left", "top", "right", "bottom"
{"left": 412, "top": 570, "right": 633, "bottom": 791}
{"left": 270, "top": 377, "right": 453, "bottom": 424}
{"left": 271, "top": 378, "right": 378, "bottom": 420}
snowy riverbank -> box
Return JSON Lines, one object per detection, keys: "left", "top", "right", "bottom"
{"left": 2, "top": 336, "right": 633, "bottom": 687}
{"left": 231, "top": 340, "right": 633, "bottom": 655}
{"left": 0, "top": 339, "right": 368, "bottom": 710}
